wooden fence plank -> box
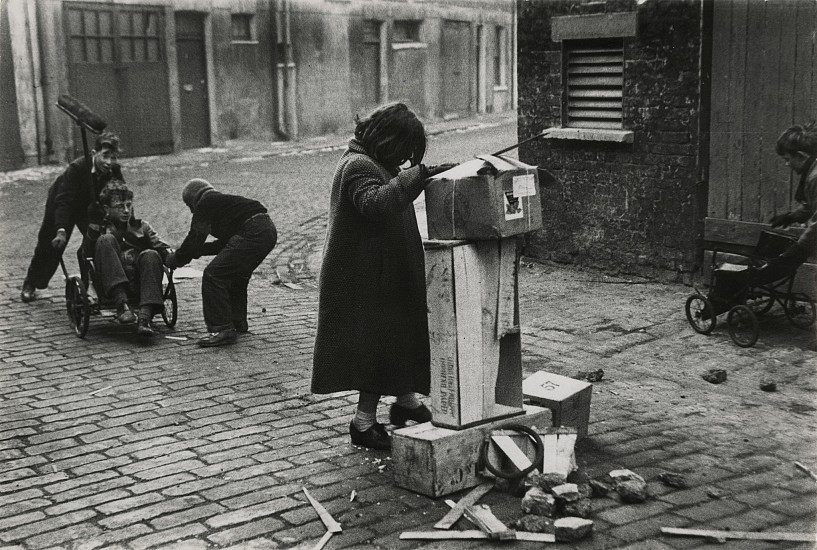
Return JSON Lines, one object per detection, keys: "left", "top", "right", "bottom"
{"left": 726, "top": 0, "right": 748, "bottom": 220}
{"left": 760, "top": 0, "right": 792, "bottom": 221}
{"left": 740, "top": 0, "right": 767, "bottom": 221}
{"left": 708, "top": 0, "right": 734, "bottom": 218}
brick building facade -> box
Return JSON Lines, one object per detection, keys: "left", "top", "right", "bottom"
{"left": 517, "top": 0, "right": 709, "bottom": 281}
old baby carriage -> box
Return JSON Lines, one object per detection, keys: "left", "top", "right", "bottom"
{"left": 59, "top": 247, "right": 177, "bottom": 339}
{"left": 685, "top": 230, "right": 815, "bottom": 347}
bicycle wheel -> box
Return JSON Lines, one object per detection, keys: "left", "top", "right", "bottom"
{"left": 65, "top": 276, "right": 90, "bottom": 338}
{"left": 727, "top": 305, "right": 758, "bottom": 348}
{"left": 685, "top": 294, "right": 716, "bottom": 334}
{"left": 783, "top": 293, "right": 816, "bottom": 329}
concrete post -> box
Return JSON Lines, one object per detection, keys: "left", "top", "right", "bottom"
{"left": 7, "top": 0, "right": 43, "bottom": 166}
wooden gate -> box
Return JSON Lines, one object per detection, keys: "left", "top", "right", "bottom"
{"left": 707, "top": 0, "right": 816, "bottom": 296}
{"left": 66, "top": 2, "right": 173, "bottom": 157}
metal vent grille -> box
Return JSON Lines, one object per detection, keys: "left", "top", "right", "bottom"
{"left": 566, "top": 40, "right": 623, "bottom": 129}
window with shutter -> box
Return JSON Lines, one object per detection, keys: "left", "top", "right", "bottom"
{"left": 565, "top": 38, "right": 623, "bottom": 130}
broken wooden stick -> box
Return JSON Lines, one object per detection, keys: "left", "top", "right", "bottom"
{"left": 444, "top": 498, "right": 514, "bottom": 540}
{"left": 434, "top": 481, "right": 493, "bottom": 529}
{"left": 492, "top": 433, "right": 535, "bottom": 472}
{"left": 661, "top": 527, "right": 817, "bottom": 543}
{"left": 311, "top": 531, "right": 333, "bottom": 550}
{"left": 463, "top": 504, "right": 515, "bottom": 540}
{"left": 401, "top": 530, "right": 555, "bottom": 542}
{"left": 795, "top": 461, "right": 817, "bottom": 483}
{"left": 303, "top": 487, "right": 342, "bottom": 533}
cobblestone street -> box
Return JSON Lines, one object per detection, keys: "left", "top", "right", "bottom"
{"left": 1, "top": 113, "right": 816, "bottom": 549}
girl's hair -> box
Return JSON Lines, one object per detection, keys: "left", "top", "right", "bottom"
{"left": 98, "top": 179, "right": 133, "bottom": 206}
{"left": 354, "top": 102, "right": 426, "bottom": 169}
{"left": 776, "top": 121, "right": 817, "bottom": 156}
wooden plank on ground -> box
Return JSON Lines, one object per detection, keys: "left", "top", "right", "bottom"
{"left": 434, "top": 481, "right": 493, "bottom": 529}
{"left": 401, "top": 530, "right": 555, "bottom": 542}
{"left": 661, "top": 527, "right": 817, "bottom": 543}
{"left": 463, "top": 504, "right": 515, "bottom": 539}
{"left": 303, "top": 487, "right": 342, "bottom": 533}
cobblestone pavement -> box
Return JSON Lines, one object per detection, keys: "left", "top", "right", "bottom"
{"left": 1, "top": 113, "right": 816, "bottom": 550}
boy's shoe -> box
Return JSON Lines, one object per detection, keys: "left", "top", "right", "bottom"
{"left": 115, "top": 305, "right": 136, "bottom": 324}
{"left": 20, "top": 282, "right": 36, "bottom": 303}
{"left": 234, "top": 320, "right": 249, "bottom": 333}
{"left": 136, "top": 317, "right": 155, "bottom": 336}
{"left": 349, "top": 421, "right": 392, "bottom": 450}
{"left": 389, "top": 403, "right": 433, "bottom": 427}
{"left": 198, "top": 328, "right": 238, "bottom": 347}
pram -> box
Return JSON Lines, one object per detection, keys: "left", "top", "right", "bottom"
{"left": 59, "top": 249, "right": 177, "bottom": 339}
{"left": 685, "top": 230, "right": 816, "bottom": 347}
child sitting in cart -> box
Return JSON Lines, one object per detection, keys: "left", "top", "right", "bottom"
{"left": 84, "top": 180, "right": 172, "bottom": 336}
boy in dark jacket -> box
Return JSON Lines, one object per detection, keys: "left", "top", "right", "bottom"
{"left": 165, "top": 179, "right": 277, "bottom": 347}
{"left": 21, "top": 132, "right": 123, "bottom": 302}
{"left": 85, "top": 180, "right": 172, "bottom": 336}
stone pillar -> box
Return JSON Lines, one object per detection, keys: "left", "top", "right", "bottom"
{"left": 7, "top": 0, "right": 44, "bottom": 166}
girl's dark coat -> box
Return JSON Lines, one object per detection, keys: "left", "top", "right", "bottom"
{"left": 312, "top": 139, "right": 430, "bottom": 396}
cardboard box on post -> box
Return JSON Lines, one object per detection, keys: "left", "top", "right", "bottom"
{"left": 522, "top": 371, "right": 592, "bottom": 440}
{"left": 425, "top": 154, "right": 542, "bottom": 240}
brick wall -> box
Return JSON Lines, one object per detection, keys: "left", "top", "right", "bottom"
{"left": 518, "top": 0, "right": 706, "bottom": 282}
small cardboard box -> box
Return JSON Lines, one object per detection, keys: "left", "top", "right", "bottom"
{"left": 425, "top": 154, "right": 542, "bottom": 240}
{"left": 392, "top": 405, "right": 552, "bottom": 498}
{"left": 522, "top": 371, "right": 592, "bottom": 440}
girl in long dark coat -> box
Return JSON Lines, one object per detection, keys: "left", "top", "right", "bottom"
{"left": 312, "top": 103, "right": 453, "bottom": 450}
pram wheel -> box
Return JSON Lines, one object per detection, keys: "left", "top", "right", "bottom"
{"left": 783, "top": 294, "right": 816, "bottom": 329}
{"left": 685, "top": 294, "right": 716, "bottom": 334}
{"left": 65, "top": 276, "right": 90, "bottom": 338}
{"left": 161, "top": 271, "right": 178, "bottom": 327}
{"left": 727, "top": 305, "right": 758, "bottom": 348}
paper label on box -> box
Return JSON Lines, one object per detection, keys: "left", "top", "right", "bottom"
{"left": 504, "top": 191, "right": 523, "bottom": 220}
{"left": 512, "top": 174, "right": 536, "bottom": 197}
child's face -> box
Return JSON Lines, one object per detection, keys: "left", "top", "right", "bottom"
{"left": 782, "top": 151, "right": 810, "bottom": 174}
{"left": 104, "top": 198, "right": 133, "bottom": 224}
{"left": 93, "top": 147, "right": 118, "bottom": 176}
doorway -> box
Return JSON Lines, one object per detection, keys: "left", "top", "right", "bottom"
{"left": 175, "top": 12, "right": 210, "bottom": 149}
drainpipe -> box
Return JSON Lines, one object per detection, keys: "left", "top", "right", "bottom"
{"left": 275, "top": 0, "right": 297, "bottom": 140}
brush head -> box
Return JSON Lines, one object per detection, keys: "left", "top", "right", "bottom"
{"left": 57, "top": 94, "right": 107, "bottom": 134}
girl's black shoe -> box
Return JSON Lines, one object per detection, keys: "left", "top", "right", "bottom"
{"left": 349, "top": 421, "right": 391, "bottom": 450}
{"left": 389, "top": 403, "right": 432, "bottom": 427}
